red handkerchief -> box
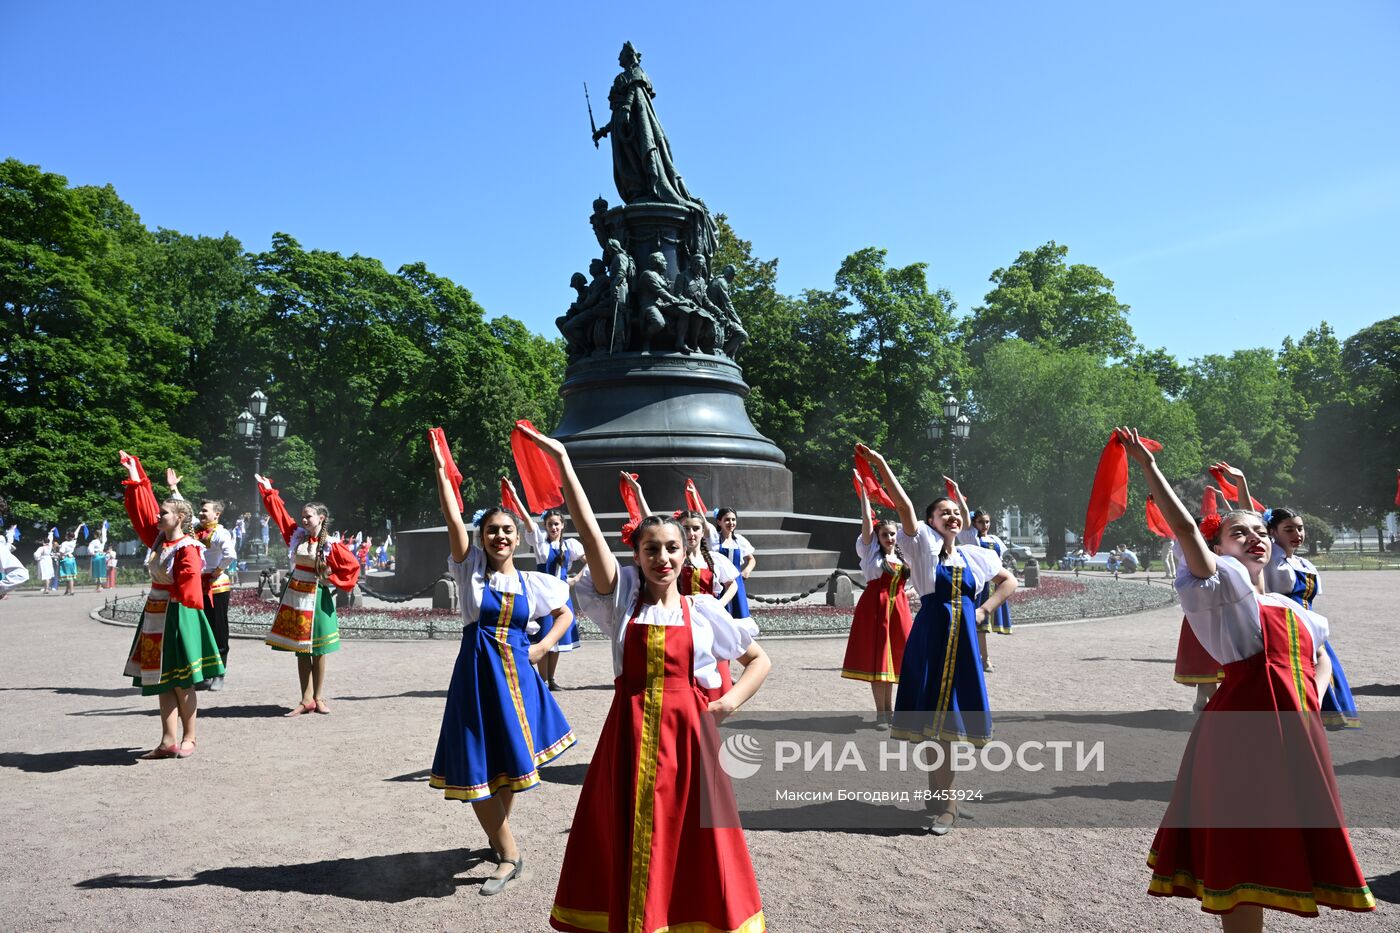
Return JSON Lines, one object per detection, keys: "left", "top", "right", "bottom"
{"left": 1209, "top": 467, "right": 1239, "bottom": 503}
{"left": 684, "top": 478, "right": 708, "bottom": 516}
{"left": 428, "top": 427, "right": 464, "bottom": 513}
{"left": 853, "top": 451, "right": 897, "bottom": 510}
{"left": 1082, "top": 433, "right": 1162, "bottom": 555}
{"left": 1146, "top": 495, "right": 1175, "bottom": 539}
{"left": 619, "top": 473, "right": 642, "bottom": 547}
{"left": 500, "top": 479, "right": 530, "bottom": 521}
{"left": 510, "top": 420, "right": 564, "bottom": 513}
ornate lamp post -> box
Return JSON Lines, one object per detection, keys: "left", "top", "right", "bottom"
{"left": 927, "top": 393, "right": 971, "bottom": 483}
{"left": 235, "top": 389, "right": 287, "bottom": 567}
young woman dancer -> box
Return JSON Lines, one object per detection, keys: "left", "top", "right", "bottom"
{"left": 709, "top": 506, "right": 757, "bottom": 633}
{"left": 515, "top": 428, "right": 770, "bottom": 933}
{"left": 428, "top": 433, "right": 576, "bottom": 896}
{"left": 90, "top": 534, "right": 108, "bottom": 593}
{"left": 858, "top": 444, "right": 1016, "bottom": 835}
{"left": 507, "top": 477, "right": 586, "bottom": 690}
{"left": 619, "top": 475, "right": 746, "bottom": 701}
{"left": 254, "top": 474, "right": 361, "bottom": 716}
{"left": 57, "top": 529, "right": 78, "bottom": 595}
{"left": 1264, "top": 507, "right": 1359, "bottom": 729}
{"left": 1116, "top": 427, "right": 1374, "bottom": 927}
{"left": 33, "top": 540, "right": 55, "bottom": 594}
{"left": 948, "top": 480, "right": 1011, "bottom": 673}
{"left": 841, "top": 472, "right": 912, "bottom": 728}
{"left": 118, "top": 451, "right": 224, "bottom": 758}
{"left": 1172, "top": 478, "right": 1237, "bottom": 711}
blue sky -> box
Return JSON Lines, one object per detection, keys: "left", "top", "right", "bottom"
{"left": 4, "top": 1, "right": 1397, "bottom": 360}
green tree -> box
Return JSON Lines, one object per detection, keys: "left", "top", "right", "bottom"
{"left": 252, "top": 237, "right": 566, "bottom": 529}
{"left": 0, "top": 160, "right": 199, "bottom": 536}
{"left": 1128, "top": 346, "right": 1188, "bottom": 398}
{"left": 962, "top": 341, "right": 1200, "bottom": 561}
{"left": 1301, "top": 317, "right": 1400, "bottom": 544}
{"left": 963, "top": 241, "right": 1135, "bottom": 364}
{"left": 1182, "top": 349, "right": 1300, "bottom": 506}
{"left": 1278, "top": 322, "right": 1346, "bottom": 417}
{"left": 266, "top": 435, "right": 319, "bottom": 503}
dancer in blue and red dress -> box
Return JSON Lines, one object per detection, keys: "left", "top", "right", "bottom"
{"left": 426, "top": 429, "right": 576, "bottom": 897}
{"left": 1117, "top": 427, "right": 1374, "bottom": 927}
{"left": 118, "top": 451, "right": 224, "bottom": 759}
{"left": 841, "top": 470, "right": 912, "bottom": 728}
{"left": 709, "top": 505, "right": 757, "bottom": 634}
{"left": 947, "top": 478, "right": 1012, "bottom": 673}
{"left": 859, "top": 444, "right": 1017, "bottom": 835}
{"left": 517, "top": 427, "right": 771, "bottom": 933}
{"left": 509, "top": 475, "right": 586, "bottom": 690}
{"left": 1264, "top": 507, "right": 1359, "bottom": 729}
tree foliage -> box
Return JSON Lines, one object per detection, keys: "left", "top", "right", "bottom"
{"left": 961, "top": 341, "right": 1200, "bottom": 560}
{"left": 0, "top": 161, "right": 565, "bottom": 540}
{"left": 963, "top": 241, "right": 1135, "bottom": 364}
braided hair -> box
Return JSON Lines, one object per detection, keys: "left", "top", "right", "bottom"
{"left": 679, "top": 509, "right": 715, "bottom": 577}
{"left": 632, "top": 513, "right": 685, "bottom": 547}
{"left": 873, "top": 518, "right": 907, "bottom": 568}
{"left": 304, "top": 502, "right": 331, "bottom": 574}
{"left": 540, "top": 508, "right": 566, "bottom": 542}
{"left": 160, "top": 498, "right": 195, "bottom": 538}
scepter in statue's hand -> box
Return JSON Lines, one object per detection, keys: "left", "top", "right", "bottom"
{"left": 584, "top": 81, "right": 602, "bottom": 148}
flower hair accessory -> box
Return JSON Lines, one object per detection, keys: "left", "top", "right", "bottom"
{"left": 1260, "top": 507, "right": 1274, "bottom": 525}
{"left": 1198, "top": 514, "right": 1222, "bottom": 540}
{"left": 671, "top": 509, "right": 685, "bottom": 520}
{"left": 470, "top": 508, "right": 488, "bottom": 529}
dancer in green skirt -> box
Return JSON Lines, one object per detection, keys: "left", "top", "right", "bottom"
{"left": 119, "top": 451, "right": 225, "bottom": 759}
{"left": 254, "top": 474, "right": 361, "bottom": 716}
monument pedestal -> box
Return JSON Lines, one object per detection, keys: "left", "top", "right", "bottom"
{"left": 554, "top": 351, "right": 792, "bottom": 514}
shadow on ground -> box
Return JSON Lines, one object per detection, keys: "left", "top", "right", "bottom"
{"left": 0, "top": 747, "right": 142, "bottom": 772}
{"left": 1352, "top": 683, "right": 1400, "bottom": 698}
{"left": 334, "top": 690, "right": 449, "bottom": 702}
{"left": 0, "top": 686, "right": 139, "bottom": 698}
{"left": 67, "top": 703, "right": 290, "bottom": 719}
{"left": 74, "top": 848, "right": 495, "bottom": 902}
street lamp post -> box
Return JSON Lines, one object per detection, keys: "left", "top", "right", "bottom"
{"left": 235, "top": 389, "right": 287, "bottom": 568}
{"left": 927, "top": 393, "right": 972, "bottom": 483}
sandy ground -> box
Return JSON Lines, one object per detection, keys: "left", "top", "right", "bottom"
{"left": 1, "top": 576, "right": 1396, "bottom": 933}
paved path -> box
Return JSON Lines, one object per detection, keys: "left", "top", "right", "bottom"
{"left": 1, "top": 576, "right": 1396, "bottom": 931}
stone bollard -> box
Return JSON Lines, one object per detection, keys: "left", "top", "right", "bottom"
{"left": 1022, "top": 557, "right": 1040, "bottom": 588}
{"left": 825, "top": 573, "right": 854, "bottom": 608}
{"left": 336, "top": 585, "right": 360, "bottom": 609}
{"left": 433, "top": 575, "right": 458, "bottom": 611}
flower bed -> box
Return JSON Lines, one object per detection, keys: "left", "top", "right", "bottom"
{"left": 100, "top": 574, "right": 1176, "bottom": 640}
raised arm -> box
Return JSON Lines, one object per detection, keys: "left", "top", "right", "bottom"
{"left": 855, "top": 470, "right": 873, "bottom": 545}
{"left": 944, "top": 475, "right": 971, "bottom": 528}
{"left": 119, "top": 451, "right": 159, "bottom": 549}
{"left": 517, "top": 423, "right": 618, "bottom": 596}
{"left": 253, "top": 475, "right": 300, "bottom": 544}
{"left": 857, "top": 444, "right": 917, "bottom": 536}
{"left": 504, "top": 477, "right": 543, "bottom": 551}
{"left": 622, "top": 472, "right": 654, "bottom": 519}
{"left": 428, "top": 436, "right": 471, "bottom": 562}
{"left": 1117, "top": 427, "right": 1215, "bottom": 580}
{"left": 1212, "top": 462, "right": 1253, "bottom": 512}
